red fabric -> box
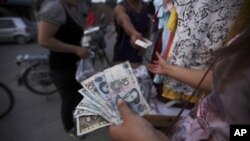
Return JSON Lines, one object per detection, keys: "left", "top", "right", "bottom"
{"left": 162, "top": 31, "right": 175, "bottom": 59}
{"left": 85, "top": 10, "right": 96, "bottom": 27}
{"left": 151, "top": 31, "right": 163, "bottom": 63}
{"left": 150, "top": 30, "right": 163, "bottom": 96}
{"left": 149, "top": 30, "right": 163, "bottom": 79}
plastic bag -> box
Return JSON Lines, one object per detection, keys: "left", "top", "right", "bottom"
{"left": 75, "top": 57, "right": 95, "bottom": 83}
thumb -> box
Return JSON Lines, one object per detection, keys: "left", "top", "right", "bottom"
{"left": 156, "top": 52, "right": 164, "bottom": 62}
{"left": 117, "top": 99, "right": 133, "bottom": 120}
{"left": 156, "top": 52, "right": 162, "bottom": 60}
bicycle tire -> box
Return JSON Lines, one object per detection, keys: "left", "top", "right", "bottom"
{"left": 23, "top": 63, "right": 57, "bottom": 96}
{"left": 0, "top": 82, "right": 14, "bottom": 119}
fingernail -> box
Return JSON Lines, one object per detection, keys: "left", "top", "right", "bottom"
{"left": 118, "top": 98, "right": 123, "bottom": 105}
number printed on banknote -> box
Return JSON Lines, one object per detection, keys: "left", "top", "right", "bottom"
{"left": 76, "top": 96, "right": 112, "bottom": 122}
{"left": 81, "top": 73, "right": 112, "bottom": 112}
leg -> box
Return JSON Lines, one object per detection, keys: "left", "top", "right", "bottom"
{"left": 50, "top": 70, "right": 82, "bottom": 132}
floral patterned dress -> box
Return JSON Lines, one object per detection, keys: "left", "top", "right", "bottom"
{"left": 164, "top": 0, "right": 244, "bottom": 95}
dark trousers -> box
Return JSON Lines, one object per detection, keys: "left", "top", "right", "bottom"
{"left": 50, "top": 69, "right": 82, "bottom": 132}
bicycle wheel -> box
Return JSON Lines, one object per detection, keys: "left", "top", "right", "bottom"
{"left": 0, "top": 82, "right": 14, "bottom": 119}
{"left": 23, "top": 63, "right": 57, "bottom": 95}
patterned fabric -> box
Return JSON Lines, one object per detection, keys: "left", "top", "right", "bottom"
{"left": 169, "top": 93, "right": 230, "bottom": 141}
{"left": 133, "top": 65, "right": 158, "bottom": 114}
{"left": 133, "top": 65, "right": 158, "bottom": 102}
{"left": 168, "top": 70, "right": 228, "bottom": 141}
{"left": 164, "top": 0, "right": 244, "bottom": 95}
{"left": 168, "top": 35, "right": 250, "bottom": 140}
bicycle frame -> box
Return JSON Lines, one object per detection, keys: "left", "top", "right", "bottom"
{"left": 15, "top": 54, "right": 49, "bottom": 85}
{"left": 15, "top": 54, "right": 57, "bottom": 95}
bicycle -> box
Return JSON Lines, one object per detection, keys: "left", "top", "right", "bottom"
{"left": 0, "top": 81, "right": 14, "bottom": 119}
{"left": 81, "top": 14, "right": 112, "bottom": 70}
{"left": 15, "top": 54, "right": 57, "bottom": 96}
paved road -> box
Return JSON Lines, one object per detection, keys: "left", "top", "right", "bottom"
{"left": 0, "top": 40, "right": 114, "bottom": 141}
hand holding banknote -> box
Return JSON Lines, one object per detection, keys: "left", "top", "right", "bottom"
{"left": 74, "top": 61, "right": 153, "bottom": 136}
{"left": 108, "top": 99, "right": 168, "bottom": 141}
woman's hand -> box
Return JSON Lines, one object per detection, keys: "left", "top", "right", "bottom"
{"left": 108, "top": 99, "right": 168, "bottom": 141}
{"left": 147, "top": 52, "right": 170, "bottom": 75}
{"left": 130, "top": 32, "right": 143, "bottom": 49}
{"left": 130, "top": 32, "right": 147, "bottom": 56}
{"left": 148, "top": 52, "right": 213, "bottom": 92}
{"left": 75, "top": 47, "right": 89, "bottom": 59}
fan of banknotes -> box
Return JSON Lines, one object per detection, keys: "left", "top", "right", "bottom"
{"left": 73, "top": 61, "right": 153, "bottom": 136}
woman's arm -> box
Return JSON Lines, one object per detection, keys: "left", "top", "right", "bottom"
{"left": 147, "top": 52, "right": 213, "bottom": 92}
{"left": 114, "top": 5, "right": 143, "bottom": 49}
{"left": 38, "top": 21, "right": 88, "bottom": 58}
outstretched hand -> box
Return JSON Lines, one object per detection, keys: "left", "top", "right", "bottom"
{"left": 147, "top": 52, "right": 169, "bottom": 75}
{"left": 130, "top": 32, "right": 143, "bottom": 49}
{"left": 108, "top": 99, "right": 168, "bottom": 141}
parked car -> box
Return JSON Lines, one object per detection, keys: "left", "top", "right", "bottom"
{"left": 0, "top": 17, "right": 37, "bottom": 44}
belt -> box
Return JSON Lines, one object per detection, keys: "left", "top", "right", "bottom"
{"left": 162, "top": 86, "right": 206, "bottom": 104}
